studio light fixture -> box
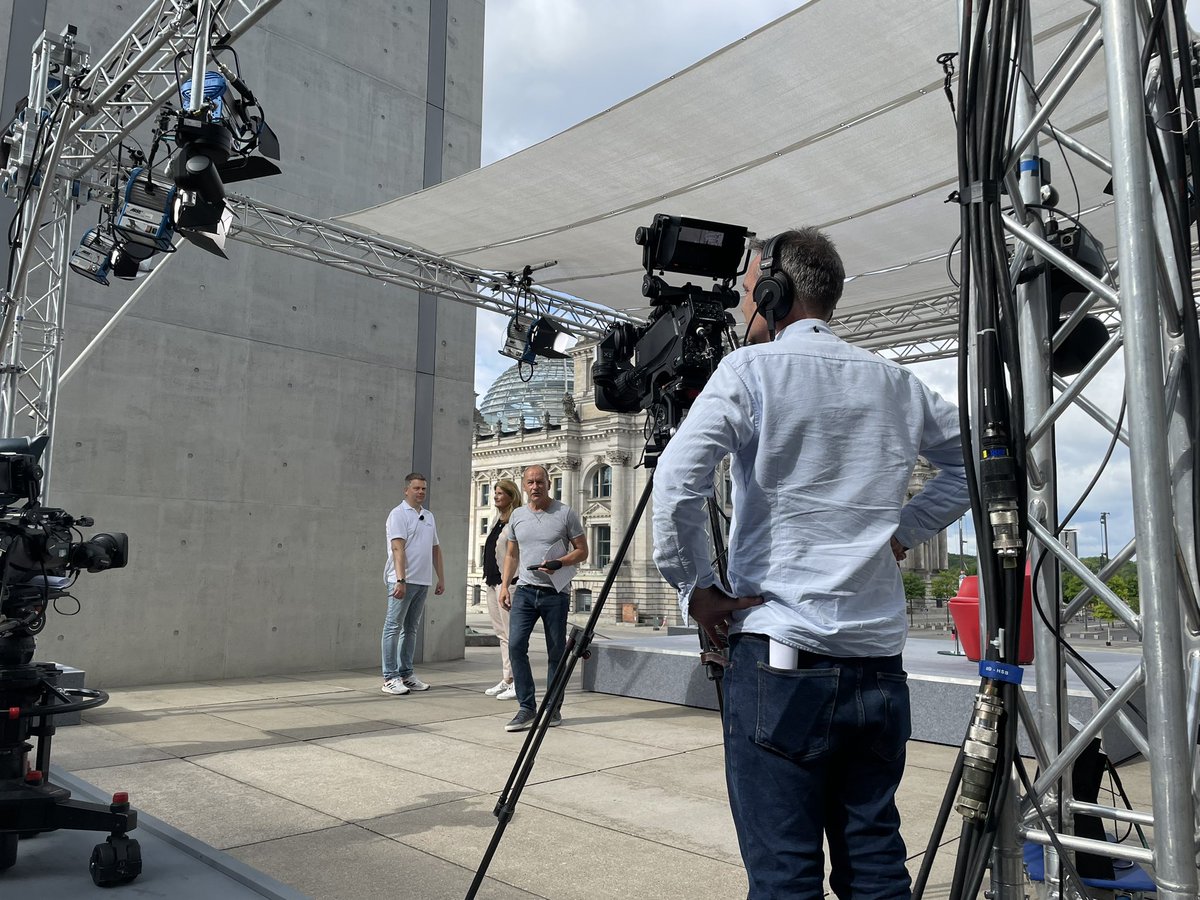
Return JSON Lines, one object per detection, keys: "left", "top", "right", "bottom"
{"left": 68, "top": 227, "right": 116, "bottom": 285}
{"left": 499, "top": 314, "right": 569, "bottom": 365}
{"left": 1045, "top": 223, "right": 1110, "bottom": 377}
{"left": 167, "top": 67, "right": 281, "bottom": 258}
{"left": 114, "top": 166, "right": 176, "bottom": 252}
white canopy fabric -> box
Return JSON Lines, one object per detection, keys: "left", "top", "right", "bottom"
{"left": 339, "top": 0, "right": 1111, "bottom": 339}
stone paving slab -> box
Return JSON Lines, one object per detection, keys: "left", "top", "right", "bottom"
{"left": 316, "top": 727, "right": 593, "bottom": 792}
{"left": 413, "top": 714, "right": 684, "bottom": 770}
{"left": 52, "top": 720, "right": 177, "bottom": 770}
{"left": 603, "top": 747, "right": 730, "bottom": 802}
{"left": 361, "top": 793, "right": 750, "bottom": 900}
{"left": 520, "top": 769, "right": 743, "bottom": 865}
{"left": 190, "top": 741, "right": 480, "bottom": 821}
{"left": 230, "top": 824, "right": 541, "bottom": 899}
{"left": 205, "top": 697, "right": 409, "bottom": 741}
{"left": 74, "top": 757, "right": 342, "bottom": 850}
{"left": 79, "top": 710, "right": 295, "bottom": 757}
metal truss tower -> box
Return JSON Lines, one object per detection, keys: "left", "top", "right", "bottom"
{"left": 1, "top": 0, "right": 638, "bottom": 490}
{"left": 955, "top": 2, "right": 1199, "bottom": 898}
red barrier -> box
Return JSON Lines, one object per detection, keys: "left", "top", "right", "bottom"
{"left": 946, "top": 568, "right": 1034, "bottom": 664}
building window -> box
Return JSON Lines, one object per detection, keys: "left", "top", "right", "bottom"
{"left": 553, "top": 476, "right": 563, "bottom": 500}
{"left": 480, "top": 516, "right": 488, "bottom": 535}
{"left": 591, "top": 465, "right": 612, "bottom": 498}
{"left": 593, "top": 524, "right": 612, "bottom": 568}
{"left": 478, "top": 482, "right": 490, "bottom": 506}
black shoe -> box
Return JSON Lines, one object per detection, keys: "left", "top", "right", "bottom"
{"left": 505, "top": 708, "right": 536, "bottom": 732}
{"left": 548, "top": 710, "right": 563, "bottom": 727}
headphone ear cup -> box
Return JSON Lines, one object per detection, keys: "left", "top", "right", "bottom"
{"left": 754, "top": 272, "right": 794, "bottom": 321}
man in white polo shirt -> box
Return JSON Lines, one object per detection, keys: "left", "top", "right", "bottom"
{"left": 381, "top": 472, "right": 445, "bottom": 695}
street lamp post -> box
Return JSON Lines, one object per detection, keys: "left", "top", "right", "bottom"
{"left": 958, "top": 516, "right": 967, "bottom": 580}
{"left": 1100, "top": 511, "right": 1110, "bottom": 562}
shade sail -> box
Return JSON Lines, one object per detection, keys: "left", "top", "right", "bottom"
{"left": 339, "top": 0, "right": 1111, "bottom": 348}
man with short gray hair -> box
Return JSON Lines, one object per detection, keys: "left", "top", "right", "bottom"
{"left": 499, "top": 464, "right": 588, "bottom": 732}
{"left": 653, "top": 228, "right": 969, "bottom": 898}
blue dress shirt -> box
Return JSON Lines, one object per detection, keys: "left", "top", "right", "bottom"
{"left": 652, "top": 319, "right": 971, "bottom": 657}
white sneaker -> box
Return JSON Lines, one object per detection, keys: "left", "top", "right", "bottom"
{"left": 495, "top": 684, "right": 517, "bottom": 701}
{"left": 484, "top": 680, "right": 509, "bottom": 696}
{"left": 402, "top": 675, "right": 430, "bottom": 692}
{"left": 381, "top": 679, "right": 410, "bottom": 695}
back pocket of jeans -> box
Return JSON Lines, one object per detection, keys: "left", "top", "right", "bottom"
{"left": 754, "top": 664, "right": 839, "bottom": 762}
{"left": 869, "top": 671, "right": 911, "bottom": 762}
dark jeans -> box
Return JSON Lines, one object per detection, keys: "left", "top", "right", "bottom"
{"left": 723, "top": 633, "right": 912, "bottom": 900}
{"left": 507, "top": 585, "right": 569, "bottom": 713}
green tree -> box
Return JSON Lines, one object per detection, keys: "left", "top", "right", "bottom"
{"left": 930, "top": 570, "right": 961, "bottom": 601}
{"left": 947, "top": 554, "right": 977, "bottom": 576}
{"left": 902, "top": 572, "right": 927, "bottom": 601}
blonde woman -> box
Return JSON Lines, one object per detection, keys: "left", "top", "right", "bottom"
{"left": 482, "top": 479, "right": 521, "bottom": 700}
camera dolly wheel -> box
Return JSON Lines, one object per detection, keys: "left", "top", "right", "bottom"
{"left": 89, "top": 835, "right": 141, "bottom": 887}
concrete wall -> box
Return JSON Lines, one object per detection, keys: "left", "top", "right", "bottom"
{"left": 0, "top": 1, "right": 483, "bottom": 684}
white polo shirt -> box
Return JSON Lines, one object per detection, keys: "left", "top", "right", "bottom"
{"left": 384, "top": 500, "right": 440, "bottom": 586}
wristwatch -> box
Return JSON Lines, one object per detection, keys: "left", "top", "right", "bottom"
{"left": 397, "top": 578, "right": 406, "bottom": 584}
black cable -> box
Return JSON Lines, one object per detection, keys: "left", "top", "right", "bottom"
{"left": 6, "top": 98, "right": 66, "bottom": 295}
{"left": 945, "top": 234, "right": 962, "bottom": 288}
{"left": 1029, "top": 550, "right": 1148, "bottom": 725}
{"left": 1166, "top": 0, "right": 1200, "bottom": 603}
{"left": 1059, "top": 394, "right": 1126, "bottom": 532}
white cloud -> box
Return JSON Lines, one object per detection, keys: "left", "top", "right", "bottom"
{"left": 481, "top": 0, "right": 805, "bottom": 165}
{"left": 475, "top": 309, "right": 513, "bottom": 397}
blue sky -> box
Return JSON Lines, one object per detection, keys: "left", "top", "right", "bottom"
{"left": 474, "top": 0, "right": 1139, "bottom": 560}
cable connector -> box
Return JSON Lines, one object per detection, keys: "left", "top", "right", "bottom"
{"left": 980, "top": 427, "right": 1021, "bottom": 566}
{"left": 956, "top": 683, "right": 1003, "bottom": 821}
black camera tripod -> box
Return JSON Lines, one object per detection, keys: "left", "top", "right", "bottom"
{"left": 465, "top": 470, "right": 730, "bottom": 898}
{"left": 0, "top": 627, "right": 142, "bottom": 886}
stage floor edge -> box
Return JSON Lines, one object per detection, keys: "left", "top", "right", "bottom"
{"left": 1, "top": 767, "right": 310, "bottom": 899}
{"left": 581, "top": 632, "right": 1144, "bottom": 763}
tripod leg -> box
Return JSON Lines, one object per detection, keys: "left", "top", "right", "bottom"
{"left": 465, "top": 475, "right": 657, "bottom": 899}
{"left": 703, "top": 497, "right": 731, "bottom": 713}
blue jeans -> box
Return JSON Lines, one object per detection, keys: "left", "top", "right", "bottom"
{"left": 507, "top": 585, "right": 569, "bottom": 712}
{"left": 381, "top": 583, "right": 429, "bottom": 681}
{"left": 723, "top": 634, "right": 912, "bottom": 900}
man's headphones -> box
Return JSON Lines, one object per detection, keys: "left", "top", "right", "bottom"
{"left": 752, "top": 234, "right": 794, "bottom": 326}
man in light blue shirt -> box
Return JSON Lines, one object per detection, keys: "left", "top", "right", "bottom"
{"left": 653, "top": 228, "right": 970, "bottom": 899}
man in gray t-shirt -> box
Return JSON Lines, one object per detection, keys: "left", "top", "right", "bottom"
{"left": 499, "top": 464, "right": 587, "bottom": 732}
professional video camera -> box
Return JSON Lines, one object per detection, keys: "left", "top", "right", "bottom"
{"left": 0, "top": 436, "right": 138, "bottom": 886}
{"left": 591, "top": 214, "right": 750, "bottom": 462}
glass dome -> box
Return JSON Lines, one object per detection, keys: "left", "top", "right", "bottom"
{"left": 479, "top": 359, "right": 575, "bottom": 429}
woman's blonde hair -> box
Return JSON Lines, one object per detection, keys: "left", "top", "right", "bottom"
{"left": 494, "top": 479, "right": 522, "bottom": 518}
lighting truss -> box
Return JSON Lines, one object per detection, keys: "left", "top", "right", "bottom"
{"left": 224, "top": 194, "right": 643, "bottom": 339}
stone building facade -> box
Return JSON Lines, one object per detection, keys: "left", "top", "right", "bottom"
{"left": 469, "top": 345, "right": 951, "bottom": 625}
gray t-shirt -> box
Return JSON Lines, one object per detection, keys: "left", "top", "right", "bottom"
{"left": 507, "top": 499, "right": 585, "bottom": 589}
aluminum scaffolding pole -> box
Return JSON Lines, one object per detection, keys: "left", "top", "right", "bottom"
{"left": 1100, "top": 2, "right": 1197, "bottom": 897}
{"left": 1009, "top": 8, "right": 1068, "bottom": 896}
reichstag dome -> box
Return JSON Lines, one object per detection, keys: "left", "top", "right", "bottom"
{"left": 477, "top": 358, "right": 575, "bottom": 429}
